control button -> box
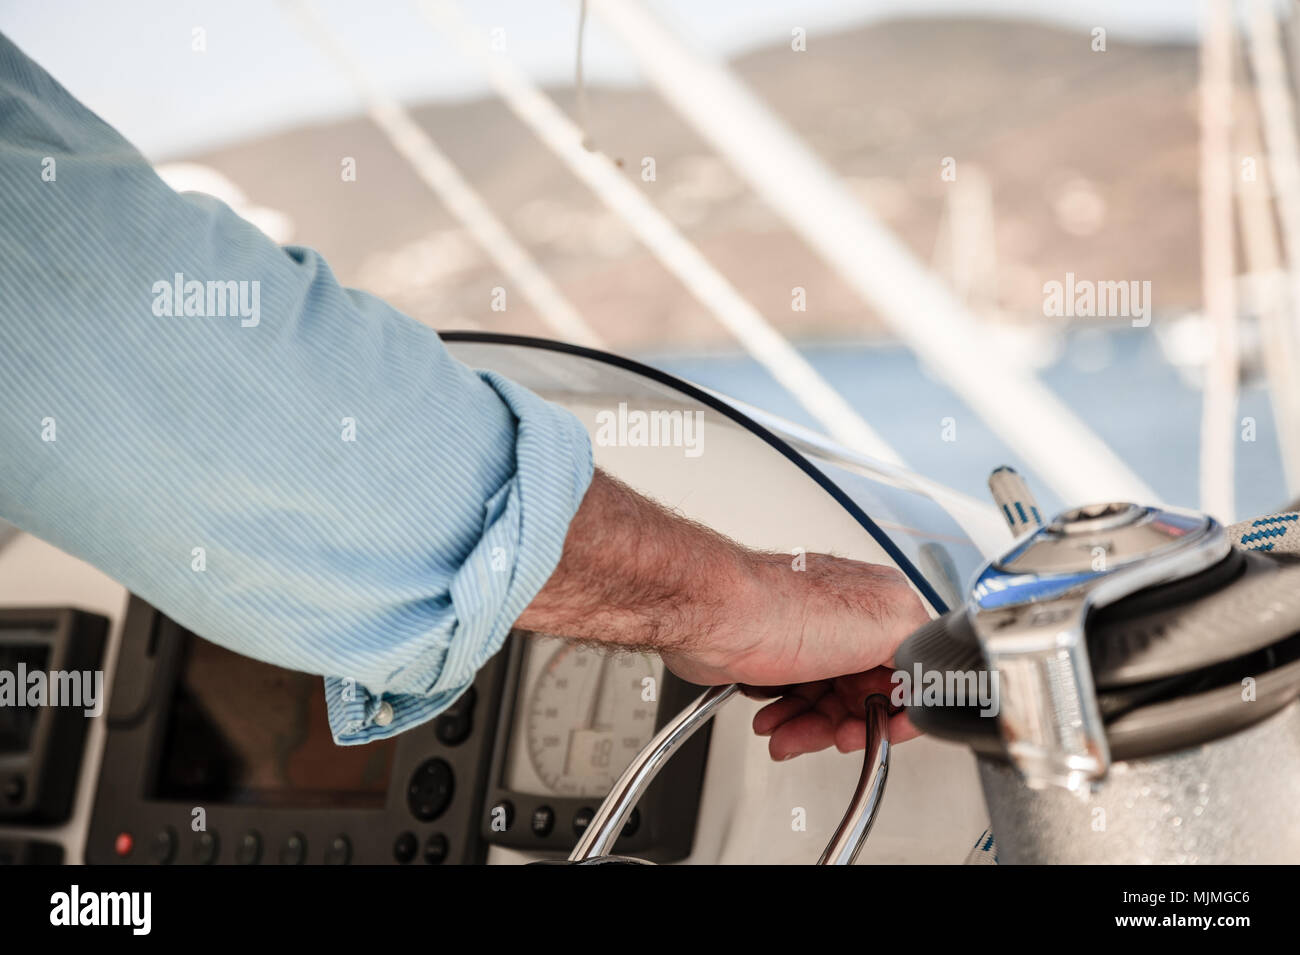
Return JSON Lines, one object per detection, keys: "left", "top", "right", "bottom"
{"left": 531, "top": 805, "right": 555, "bottom": 837}
{"left": 407, "top": 759, "right": 454, "bottom": 821}
{"left": 113, "top": 832, "right": 134, "bottom": 858}
{"left": 151, "top": 827, "right": 177, "bottom": 865}
{"left": 435, "top": 713, "right": 471, "bottom": 745}
{"left": 2, "top": 776, "right": 24, "bottom": 805}
{"left": 235, "top": 831, "right": 262, "bottom": 865}
{"left": 489, "top": 800, "right": 515, "bottom": 832}
{"left": 324, "top": 835, "right": 352, "bottom": 865}
{"left": 423, "top": 833, "right": 449, "bottom": 865}
{"left": 193, "top": 831, "right": 219, "bottom": 865}
{"left": 573, "top": 807, "right": 595, "bottom": 837}
{"left": 621, "top": 808, "right": 641, "bottom": 838}
{"left": 374, "top": 701, "right": 395, "bottom": 727}
{"left": 435, "top": 687, "right": 476, "bottom": 745}
{"left": 279, "top": 832, "right": 307, "bottom": 865}
{"left": 393, "top": 831, "right": 418, "bottom": 864}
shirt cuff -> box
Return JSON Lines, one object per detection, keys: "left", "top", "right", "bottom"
{"left": 326, "top": 372, "right": 593, "bottom": 744}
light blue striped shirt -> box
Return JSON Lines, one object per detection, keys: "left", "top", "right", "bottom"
{"left": 0, "top": 33, "right": 594, "bottom": 743}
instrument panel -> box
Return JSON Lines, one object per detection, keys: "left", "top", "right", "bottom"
{"left": 68, "top": 598, "right": 710, "bottom": 864}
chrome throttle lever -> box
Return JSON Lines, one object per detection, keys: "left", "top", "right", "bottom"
{"left": 572, "top": 684, "right": 894, "bottom": 864}
{"left": 818, "top": 694, "right": 892, "bottom": 865}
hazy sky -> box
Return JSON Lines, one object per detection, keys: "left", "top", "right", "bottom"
{"left": 1, "top": 0, "right": 1201, "bottom": 159}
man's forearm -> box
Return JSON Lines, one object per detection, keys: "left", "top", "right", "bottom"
{"left": 515, "top": 468, "right": 761, "bottom": 656}
{"left": 516, "top": 468, "right": 930, "bottom": 689}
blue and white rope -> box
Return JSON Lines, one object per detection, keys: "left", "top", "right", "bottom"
{"left": 1227, "top": 512, "right": 1300, "bottom": 554}
{"left": 987, "top": 465, "right": 1043, "bottom": 535}
{"left": 963, "top": 829, "right": 999, "bottom": 865}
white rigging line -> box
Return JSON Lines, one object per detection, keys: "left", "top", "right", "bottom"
{"left": 1198, "top": 0, "right": 1239, "bottom": 523}
{"left": 1245, "top": 0, "right": 1300, "bottom": 501}
{"left": 413, "top": 0, "right": 904, "bottom": 465}
{"left": 583, "top": 0, "right": 1158, "bottom": 508}
{"left": 282, "top": 0, "right": 602, "bottom": 349}
{"left": 575, "top": 0, "right": 594, "bottom": 150}
{"left": 1236, "top": 55, "right": 1300, "bottom": 502}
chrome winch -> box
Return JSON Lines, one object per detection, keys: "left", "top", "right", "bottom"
{"left": 898, "top": 482, "right": 1300, "bottom": 863}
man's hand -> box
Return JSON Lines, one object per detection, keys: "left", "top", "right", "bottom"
{"left": 515, "top": 469, "right": 931, "bottom": 760}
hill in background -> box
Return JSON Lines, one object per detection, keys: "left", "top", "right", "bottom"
{"left": 187, "top": 17, "right": 1204, "bottom": 351}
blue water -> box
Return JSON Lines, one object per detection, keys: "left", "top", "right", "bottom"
{"left": 643, "top": 326, "right": 1290, "bottom": 521}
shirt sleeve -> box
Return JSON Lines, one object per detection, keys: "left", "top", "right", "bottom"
{"left": 0, "top": 33, "right": 594, "bottom": 743}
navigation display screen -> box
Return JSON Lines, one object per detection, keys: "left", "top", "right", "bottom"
{"left": 153, "top": 634, "right": 396, "bottom": 808}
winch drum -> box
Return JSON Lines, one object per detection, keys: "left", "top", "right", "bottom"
{"left": 977, "top": 698, "right": 1300, "bottom": 864}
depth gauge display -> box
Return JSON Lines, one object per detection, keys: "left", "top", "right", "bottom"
{"left": 506, "top": 636, "right": 662, "bottom": 798}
